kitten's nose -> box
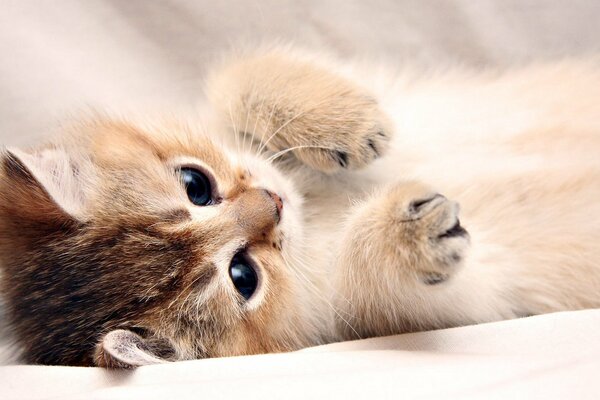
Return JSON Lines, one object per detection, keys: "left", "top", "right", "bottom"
{"left": 231, "top": 188, "right": 281, "bottom": 240}
{"left": 264, "top": 189, "right": 283, "bottom": 221}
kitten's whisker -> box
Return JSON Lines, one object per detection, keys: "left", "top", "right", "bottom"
{"left": 258, "top": 97, "right": 334, "bottom": 154}
{"left": 241, "top": 83, "right": 254, "bottom": 155}
{"left": 227, "top": 101, "right": 241, "bottom": 156}
{"left": 256, "top": 88, "right": 292, "bottom": 155}
{"left": 250, "top": 90, "right": 267, "bottom": 157}
{"left": 265, "top": 145, "right": 337, "bottom": 164}
{"left": 256, "top": 94, "right": 285, "bottom": 155}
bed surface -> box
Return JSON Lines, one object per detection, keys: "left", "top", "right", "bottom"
{"left": 1, "top": 1, "right": 600, "bottom": 398}
{"left": 2, "top": 310, "right": 600, "bottom": 399}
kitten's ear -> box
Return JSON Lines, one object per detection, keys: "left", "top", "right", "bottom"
{"left": 0, "top": 147, "right": 88, "bottom": 225}
{"left": 94, "top": 329, "right": 171, "bottom": 369}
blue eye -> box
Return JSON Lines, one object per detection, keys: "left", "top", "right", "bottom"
{"left": 229, "top": 254, "right": 258, "bottom": 300}
{"left": 179, "top": 167, "right": 212, "bottom": 206}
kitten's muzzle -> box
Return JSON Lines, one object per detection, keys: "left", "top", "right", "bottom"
{"left": 230, "top": 188, "right": 282, "bottom": 240}
{"left": 265, "top": 189, "right": 283, "bottom": 223}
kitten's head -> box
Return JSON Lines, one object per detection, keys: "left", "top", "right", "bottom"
{"left": 0, "top": 117, "right": 317, "bottom": 367}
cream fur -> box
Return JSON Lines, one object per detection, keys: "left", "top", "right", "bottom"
{"left": 207, "top": 47, "right": 600, "bottom": 341}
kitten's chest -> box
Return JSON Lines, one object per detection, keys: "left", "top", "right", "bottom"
{"left": 297, "top": 173, "right": 377, "bottom": 267}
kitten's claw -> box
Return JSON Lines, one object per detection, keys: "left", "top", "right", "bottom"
{"left": 296, "top": 120, "right": 392, "bottom": 173}
{"left": 422, "top": 272, "right": 449, "bottom": 285}
{"left": 438, "top": 219, "right": 468, "bottom": 239}
{"left": 334, "top": 150, "right": 349, "bottom": 168}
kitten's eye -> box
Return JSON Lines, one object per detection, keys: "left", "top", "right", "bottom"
{"left": 229, "top": 253, "right": 258, "bottom": 300}
{"left": 179, "top": 167, "right": 212, "bottom": 206}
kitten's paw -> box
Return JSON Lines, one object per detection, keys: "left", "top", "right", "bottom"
{"left": 387, "top": 183, "right": 470, "bottom": 285}
{"left": 210, "top": 50, "right": 393, "bottom": 173}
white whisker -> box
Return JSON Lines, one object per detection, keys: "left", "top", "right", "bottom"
{"left": 266, "top": 145, "right": 337, "bottom": 164}
{"left": 258, "top": 97, "right": 334, "bottom": 155}
{"left": 227, "top": 101, "right": 240, "bottom": 156}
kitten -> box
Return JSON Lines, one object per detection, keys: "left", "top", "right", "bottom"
{"left": 1, "top": 47, "right": 599, "bottom": 367}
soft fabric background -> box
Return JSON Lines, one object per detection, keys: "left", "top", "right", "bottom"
{"left": 2, "top": 0, "right": 600, "bottom": 146}
{"left": 1, "top": 1, "right": 600, "bottom": 399}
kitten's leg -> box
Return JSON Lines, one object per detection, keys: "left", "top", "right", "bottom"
{"left": 332, "top": 182, "right": 512, "bottom": 339}
{"left": 206, "top": 49, "right": 392, "bottom": 173}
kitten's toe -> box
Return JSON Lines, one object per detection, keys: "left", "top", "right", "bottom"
{"left": 408, "top": 194, "right": 445, "bottom": 216}
{"left": 395, "top": 189, "right": 470, "bottom": 283}
{"left": 420, "top": 200, "right": 470, "bottom": 283}
{"left": 437, "top": 219, "right": 468, "bottom": 239}
{"left": 294, "top": 114, "right": 393, "bottom": 173}
{"left": 354, "top": 124, "right": 392, "bottom": 167}
{"left": 363, "top": 126, "right": 391, "bottom": 161}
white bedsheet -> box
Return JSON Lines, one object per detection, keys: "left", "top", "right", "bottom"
{"left": 1, "top": 310, "right": 599, "bottom": 399}
{"left": 1, "top": 1, "right": 600, "bottom": 399}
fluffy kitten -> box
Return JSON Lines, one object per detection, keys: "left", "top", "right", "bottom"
{"left": 1, "top": 47, "right": 599, "bottom": 367}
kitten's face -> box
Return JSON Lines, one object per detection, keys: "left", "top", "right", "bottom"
{"left": 0, "top": 118, "right": 315, "bottom": 366}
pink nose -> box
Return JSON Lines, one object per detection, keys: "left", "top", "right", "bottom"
{"left": 265, "top": 190, "right": 283, "bottom": 219}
